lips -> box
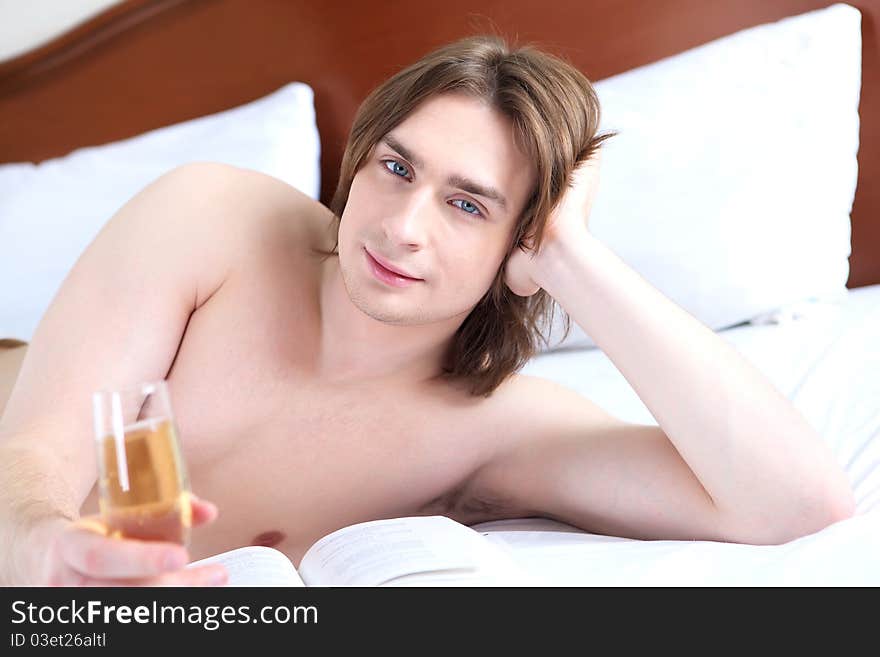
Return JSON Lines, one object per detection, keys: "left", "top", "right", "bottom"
{"left": 365, "top": 248, "right": 422, "bottom": 280}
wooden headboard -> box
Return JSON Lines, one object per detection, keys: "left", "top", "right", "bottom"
{"left": 1, "top": 0, "right": 877, "bottom": 287}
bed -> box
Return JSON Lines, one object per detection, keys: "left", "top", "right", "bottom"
{"left": 1, "top": 0, "right": 879, "bottom": 585}
{"left": 481, "top": 282, "right": 880, "bottom": 585}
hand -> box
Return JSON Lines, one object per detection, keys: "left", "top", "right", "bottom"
{"left": 504, "top": 149, "right": 602, "bottom": 297}
{"left": 28, "top": 495, "right": 227, "bottom": 586}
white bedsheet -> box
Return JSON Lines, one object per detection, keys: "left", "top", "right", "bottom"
{"left": 473, "top": 284, "right": 880, "bottom": 585}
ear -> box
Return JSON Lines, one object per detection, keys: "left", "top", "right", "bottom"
{"left": 503, "top": 242, "right": 541, "bottom": 297}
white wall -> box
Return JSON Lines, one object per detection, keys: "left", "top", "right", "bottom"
{"left": 0, "top": 0, "right": 124, "bottom": 62}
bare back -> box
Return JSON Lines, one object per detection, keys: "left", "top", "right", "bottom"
{"left": 20, "top": 167, "right": 528, "bottom": 567}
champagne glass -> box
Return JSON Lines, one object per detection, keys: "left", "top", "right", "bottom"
{"left": 92, "top": 380, "right": 192, "bottom": 546}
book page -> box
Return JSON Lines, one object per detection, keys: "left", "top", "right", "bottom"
{"left": 381, "top": 565, "right": 536, "bottom": 587}
{"left": 299, "top": 515, "right": 534, "bottom": 586}
{"left": 188, "top": 546, "right": 305, "bottom": 587}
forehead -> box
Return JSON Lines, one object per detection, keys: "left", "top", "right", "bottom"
{"left": 381, "top": 93, "right": 535, "bottom": 214}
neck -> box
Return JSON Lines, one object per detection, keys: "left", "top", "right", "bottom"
{"left": 315, "top": 255, "right": 460, "bottom": 388}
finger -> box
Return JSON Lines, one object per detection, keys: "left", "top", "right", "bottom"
{"left": 60, "top": 527, "right": 189, "bottom": 579}
{"left": 73, "top": 564, "right": 229, "bottom": 588}
{"left": 189, "top": 495, "right": 218, "bottom": 527}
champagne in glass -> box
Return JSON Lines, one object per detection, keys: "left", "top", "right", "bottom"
{"left": 92, "top": 380, "right": 192, "bottom": 545}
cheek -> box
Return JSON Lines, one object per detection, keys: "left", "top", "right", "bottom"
{"left": 338, "top": 198, "right": 367, "bottom": 242}
{"left": 341, "top": 177, "right": 386, "bottom": 233}
{"left": 445, "top": 243, "right": 506, "bottom": 290}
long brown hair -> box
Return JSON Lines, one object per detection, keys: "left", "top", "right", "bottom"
{"left": 315, "top": 34, "right": 616, "bottom": 397}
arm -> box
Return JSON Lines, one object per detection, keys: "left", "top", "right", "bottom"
{"left": 498, "top": 154, "right": 856, "bottom": 545}
{"left": 459, "top": 376, "right": 730, "bottom": 542}
{"left": 0, "top": 162, "right": 259, "bottom": 584}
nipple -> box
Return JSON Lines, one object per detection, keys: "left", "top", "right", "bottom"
{"left": 251, "top": 530, "right": 286, "bottom": 548}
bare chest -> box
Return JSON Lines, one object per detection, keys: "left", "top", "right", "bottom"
{"left": 144, "top": 249, "right": 493, "bottom": 565}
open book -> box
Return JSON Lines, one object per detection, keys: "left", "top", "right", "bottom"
{"left": 187, "top": 515, "right": 541, "bottom": 586}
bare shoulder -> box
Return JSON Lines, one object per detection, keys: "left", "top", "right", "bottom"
{"left": 157, "top": 162, "right": 339, "bottom": 292}
{"left": 442, "top": 373, "right": 619, "bottom": 525}
{"left": 480, "top": 373, "right": 620, "bottom": 466}
{"left": 172, "top": 161, "right": 334, "bottom": 242}
{"left": 489, "top": 372, "right": 618, "bottom": 437}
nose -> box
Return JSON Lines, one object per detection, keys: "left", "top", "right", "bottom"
{"left": 381, "top": 186, "right": 434, "bottom": 250}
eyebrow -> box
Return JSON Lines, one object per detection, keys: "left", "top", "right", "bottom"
{"left": 381, "top": 134, "right": 509, "bottom": 212}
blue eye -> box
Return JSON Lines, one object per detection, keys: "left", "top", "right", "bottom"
{"left": 381, "top": 158, "right": 484, "bottom": 219}
{"left": 451, "top": 199, "right": 483, "bottom": 217}
{"left": 383, "top": 159, "right": 410, "bottom": 178}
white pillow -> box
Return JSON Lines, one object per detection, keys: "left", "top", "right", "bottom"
{"left": 541, "top": 3, "right": 861, "bottom": 351}
{"left": 0, "top": 81, "right": 321, "bottom": 342}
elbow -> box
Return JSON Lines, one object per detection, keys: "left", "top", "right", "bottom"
{"left": 776, "top": 501, "right": 856, "bottom": 545}
{"left": 727, "top": 489, "right": 858, "bottom": 547}
{"left": 811, "top": 478, "right": 858, "bottom": 533}
{"left": 822, "top": 487, "right": 857, "bottom": 528}
{"left": 771, "top": 474, "right": 859, "bottom": 545}
{"left": 789, "top": 494, "right": 856, "bottom": 543}
{"left": 830, "top": 480, "right": 858, "bottom": 518}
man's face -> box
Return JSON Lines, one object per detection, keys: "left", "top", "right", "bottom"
{"left": 338, "top": 92, "right": 536, "bottom": 326}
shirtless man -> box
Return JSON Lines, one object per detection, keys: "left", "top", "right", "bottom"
{"left": 0, "top": 36, "right": 855, "bottom": 586}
